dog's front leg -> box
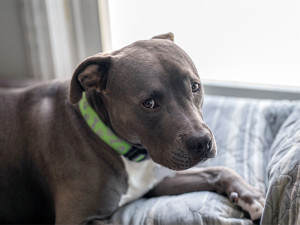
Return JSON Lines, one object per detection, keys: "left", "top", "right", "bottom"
{"left": 146, "top": 166, "right": 265, "bottom": 221}
{"left": 55, "top": 198, "right": 109, "bottom": 225}
{"left": 54, "top": 187, "right": 116, "bottom": 225}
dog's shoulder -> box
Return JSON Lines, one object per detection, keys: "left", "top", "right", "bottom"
{"left": 0, "top": 79, "right": 70, "bottom": 102}
{"left": 0, "top": 79, "right": 71, "bottom": 128}
{"left": 24, "top": 79, "right": 70, "bottom": 101}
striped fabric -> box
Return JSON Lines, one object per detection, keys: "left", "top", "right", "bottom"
{"left": 199, "top": 96, "right": 294, "bottom": 193}
{"left": 110, "top": 95, "right": 300, "bottom": 225}
{"left": 262, "top": 105, "right": 300, "bottom": 225}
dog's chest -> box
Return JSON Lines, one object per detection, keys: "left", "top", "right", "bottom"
{"left": 118, "top": 156, "right": 175, "bottom": 207}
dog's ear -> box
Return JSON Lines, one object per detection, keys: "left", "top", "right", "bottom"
{"left": 152, "top": 32, "right": 174, "bottom": 42}
{"left": 69, "top": 54, "right": 111, "bottom": 104}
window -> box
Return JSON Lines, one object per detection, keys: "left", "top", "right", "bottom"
{"left": 106, "top": 0, "right": 300, "bottom": 89}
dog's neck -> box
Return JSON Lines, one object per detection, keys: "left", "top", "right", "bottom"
{"left": 79, "top": 92, "right": 148, "bottom": 162}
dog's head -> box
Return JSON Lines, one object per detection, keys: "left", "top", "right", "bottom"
{"left": 69, "top": 33, "right": 217, "bottom": 170}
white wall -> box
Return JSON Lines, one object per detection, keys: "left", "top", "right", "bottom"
{"left": 108, "top": 0, "right": 300, "bottom": 88}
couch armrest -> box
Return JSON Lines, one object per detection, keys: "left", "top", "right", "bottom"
{"left": 261, "top": 105, "right": 300, "bottom": 224}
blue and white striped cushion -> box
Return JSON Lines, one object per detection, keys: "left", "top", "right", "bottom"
{"left": 200, "top": 95, "right": 294, "bottom": 193}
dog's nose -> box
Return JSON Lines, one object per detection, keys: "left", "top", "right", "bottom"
{"left": 186, "top": 135, "right": 213, "bottom": 157}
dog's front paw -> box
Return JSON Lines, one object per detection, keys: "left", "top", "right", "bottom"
{"left": 229, "top": 190, "right": 265, "bottom": 221}
{"left": 219, "top": 167, "right": 266, "bottom": 221}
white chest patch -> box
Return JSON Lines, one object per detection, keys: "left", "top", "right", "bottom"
{"left": 119, "top": 156, "right": 176, "bottom": 207}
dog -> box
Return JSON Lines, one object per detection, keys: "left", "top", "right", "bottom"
{"left": 0, "top": 33, "right": 265, "bottom": 224}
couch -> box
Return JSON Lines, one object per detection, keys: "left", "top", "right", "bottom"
{"left": 110, "top": 95, "right": 300, "bottom": 225}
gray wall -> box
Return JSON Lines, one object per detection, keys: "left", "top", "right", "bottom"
{"left": 0, "top": 0, "right": 30, "bottom": 78}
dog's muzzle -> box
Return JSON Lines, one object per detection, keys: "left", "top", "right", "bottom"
{"left": 185, "top": 134, "right": 216, "bottom": 158}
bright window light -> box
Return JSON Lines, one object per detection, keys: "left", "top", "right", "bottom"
{"left": 107, "top": 0, "right": 300, "bottom": 88}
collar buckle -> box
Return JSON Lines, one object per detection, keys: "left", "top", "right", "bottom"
{"left": 124, "top": 147, "right": 149, "bottom": 162}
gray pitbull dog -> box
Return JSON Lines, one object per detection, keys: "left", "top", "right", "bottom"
{"left": 0, "top": 33, "right": 264, "bottom": 224}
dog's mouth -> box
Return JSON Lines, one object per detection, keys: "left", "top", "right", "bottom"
{"left": 168, "top": 149, "right": 209, "bottom": 171}
{"left": 138, "top": 128, "right": 217, "bottom": 170}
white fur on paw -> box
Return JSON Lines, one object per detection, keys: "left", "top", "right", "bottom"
{"left": 258, "top": 197, "right": 265, "bottom": 207}
{"left": 237, "top": 197, "right": 264, "bottom": 220}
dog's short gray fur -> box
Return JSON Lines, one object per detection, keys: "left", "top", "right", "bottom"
{"left": 0, "top": 33, "right": 264, "bottom": 224}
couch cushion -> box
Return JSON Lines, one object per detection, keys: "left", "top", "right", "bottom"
{"left": 111, "top": 192, "right": 254, "bottom": 225}
{"left": 200, "top": 95, "right": 295, "bottom": 193}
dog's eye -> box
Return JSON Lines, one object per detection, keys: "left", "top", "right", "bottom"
{"left": 143, "top": 99, "right": 159, "bottom": 109}
{"left": 191, "top": 83, "right": 200, "bottom": 92}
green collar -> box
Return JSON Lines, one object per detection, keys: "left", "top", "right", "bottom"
{"left": 79, "top": 92, "right": 148, "bottom": 162}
